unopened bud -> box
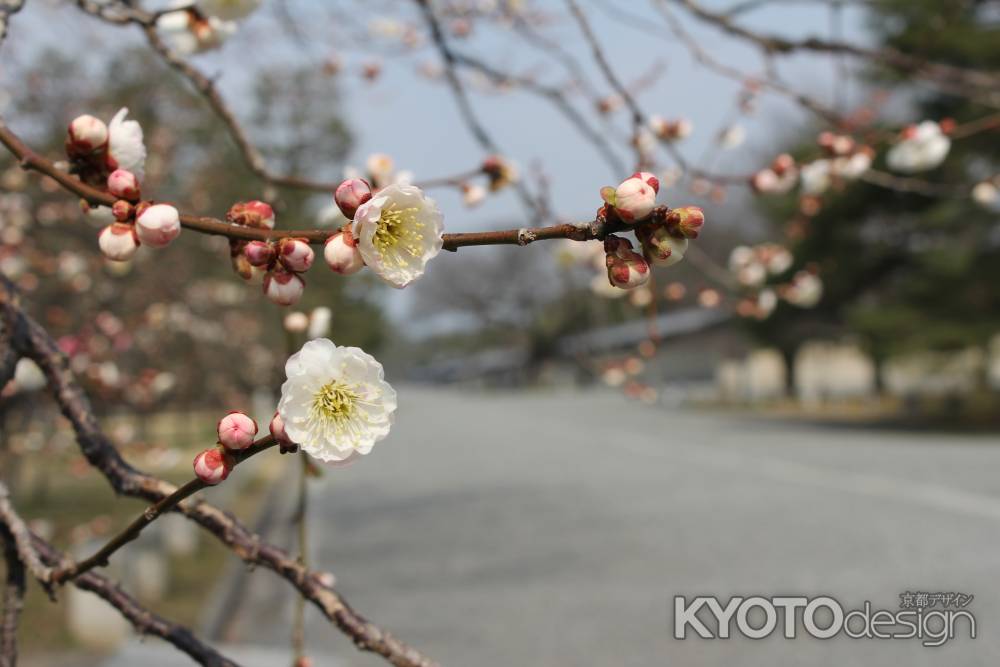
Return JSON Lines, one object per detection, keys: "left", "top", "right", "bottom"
{"left": 231, "top": 251, "right": 254, "bottom": 280}
{"left": 263, "top": 269, "right": 305, "bottom": 306}
{"left": 107, "top": 169, "right": 140, "bottom": 201}
{"left": 612, "top": 175, "right": 657, "bottom": 223}
{"left": 269, "top": 412, "right": 299, "bottom": 454}
{"left": 243, "top": 240, "right": 276, "bottom": 267}
{"left": 481, "top": 155, "right": 518, "bottom": 191}
{"left": 67, "top": 114, "right": 109, "bottom": 154}
{"left": 278, "top": 237, "right": 315, "bottom": 273}
{"left": 217, "top": 411, "right": 258, "bottom": 451}
{"left": 98, "top": 223, "right": 140, "bottom": 261}
{"left": 772, "top": 153, "right": 795, "bottom": 176}
{"left": 135, "top": 204, "right": 181, "bottom": 248}
{"left": 604, "top": 235, "right": 650, "bottom": 289}
{"left": 193, "top": 448, "right": 233, "bottom": 485}
{"left": 323, "top": 231, "right": 364, "bottom": 275}
{"left": 461, "top": 183, "right": 487, "bottom": 208}
{"left": 111, "top": 199, "right": 134, "bottom": 222}
{"left": 227, "top": 200, "right": 275, "bottom": 229}
{"left": 666, "top": 206, "right": 705, "bottom": 239}
{"left": 631, "top": 171, "right": 660, "bottom": 194}
{"left": 334, "top": 178, "right": 372, "bottom": 220}
{"left": 636, "top": 224, "right": 688, "bottom": 267}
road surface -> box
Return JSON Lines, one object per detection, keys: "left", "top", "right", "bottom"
{"left": 136, "top": 387, "right": 1000, "bottom": 665}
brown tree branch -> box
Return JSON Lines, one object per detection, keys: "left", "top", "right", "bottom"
{"left": 0, "top": 526, "right": 25, "bottom": 667}
{"left": 0, "top": 277, "right": 440, "bottom": 667}
{"left": 52, "top": 436, "right": 276, "bottom": 584}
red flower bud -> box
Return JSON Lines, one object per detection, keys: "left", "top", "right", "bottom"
{"left": 333, "top": 178, "right": 372, "bottom": 220}
{"left": 107, "top": 169, "right": 141, "bottom": 201}
{"left": 193, "top": 448, "right": 233, "bottom": 485}
{"left": 666, "top": 206, "right": 705, "bottom": 239}
{"left": 243, "top": 240, "right": 276, "bottom": 267}
{"left": 227, "top": 200, "right": 275, "bottom": 229}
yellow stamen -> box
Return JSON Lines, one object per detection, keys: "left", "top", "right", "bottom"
{"left": 373, "top": 203, "right": 425, "bottom": 267}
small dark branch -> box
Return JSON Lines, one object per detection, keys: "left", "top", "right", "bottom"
{"left": 413, "top": 0, "right": 545, "bottom": 220}
{"left": 0, "top": 0, "right": 26, "bottom": 46}
{"left": 0, "top": 526, "right": 25, "bottom": 667}
{"left": 54, "top": 436, "right": 277, "bottom": 584}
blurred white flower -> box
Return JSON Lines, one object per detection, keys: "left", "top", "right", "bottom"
{"left": 107, "top": 108, "right": 147, "bottom": 180}
{"left": 308, "top": 306, "right": 332, "bottom": 339}
{"left": 784, "top": 271, "right": 823, "bottom": 307}
{"left": 799, "top": 159, "right": 832, "bottom": 195}
{"left": 156, "top": 6, "right": 236, "bottom": 55}
{"left": 886, "top": 121, "right": 950, "bottom": 173}
{"left": 717, "top": 124, "right": 746, "bottom": 149}
{"left": 278, "top": 338, "right": 396, "bottom": 463}
{"left": 972, "top": 181, "right": 998, "bottom": 207}
{"left": 12, "top": 358, "right": 46, "bottom": 393}
{"left": 353, "top": 184, "right": 444, "bottom": 288}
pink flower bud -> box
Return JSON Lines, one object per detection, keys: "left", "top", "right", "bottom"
{"left": 334, "top": 178, "right": 372, "bottom": 220}
{"left": 217, "top": 411, "right": 258, "bottom": 450}
{"left": 193, "top": 448, "right": 233, "bottom": 485}
{"left": 226, "top": 200, "right": 275, "bottom": 229}
{"left": 631, "top": 171, "right": 660, "bottom": 194}
{"left": 604, "top": 235, "right": 650, "bottom": 289}
{"left": 67, "top": 114, "right": 109, "bottom": 154}
{"left": 666, "top": 206, "right": 705, "bottom": 239}
{"left": 323, "top": 231, "right": 364, "bottom": 275}
{"left": 278, "top": 237, "right": 315, "bottom": 273}
{"left": 613, "top": 176, "right": 657, "bottom": 222}
{"left": 107, "top": 169, "right": 140, "bottom": 201}
{"left": 269, "top": 412, "right": 299, "bottom": 454}
{"left": 135, "top": 204, "right": 181, "bottom": 248}
{"left": 98, "top": 223, "right": 139, "bottom": 261}
{"left": 263, "top": 269, "right": 305, "bottom": 306}
{"left": 243, "top": 240, "right": 275, "bottom": 267}
{"left": 111, "top": 199, "right": 134, "bottom": 222}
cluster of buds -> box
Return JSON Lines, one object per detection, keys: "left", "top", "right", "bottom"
{"left": 750, "top": 154, "right": 798, "bottom": 195}
{"left": 648, "top": 116, "right": 693, "bottom": 141}
{"left": 596, "top": 173, "right": 706, "bottom": 291}
{"left": 269, "top": 412, "right": 299, "bottom": 454}
{"left": 193, "top": 410, "right": 259, "bottom": 485}
{"left": 633, "top": 207, "right": 702, "bottom": 268}
{"left": 66, "top": 110, "right": 145, "bottom": 188}
{"left": 96, "top": 169, "right": 181, "bottom": 261}
{"left": 226, "top": 200, "right": 317, "bottom": 306}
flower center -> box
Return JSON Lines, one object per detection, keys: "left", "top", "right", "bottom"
{"left": 373, "top": 203, "right": 424, "bottom": 265}
{"left": 311, "top": 381, "right": 358, "bottom": 427}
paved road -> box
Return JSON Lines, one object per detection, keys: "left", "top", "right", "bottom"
{"left": 214, "top": 387, "right": 1000, "bottom": 666}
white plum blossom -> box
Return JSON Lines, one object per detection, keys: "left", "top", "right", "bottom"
{"left": 12, "top": 358, "right": 46, "bottom": 393}
{"left": 324, "top": 231, "right": 364, "bottom": 275}
{"left": 107, "top": 108, "right": 147, "bottom": 180}
{"left": 886, "top": 121, "right": 951, "bottom": 173}
{"left": 277, "top": 338, "right": 397, "bottom": 463}
{"left": 353, "top": 184, "right": 444, "bottom": 288}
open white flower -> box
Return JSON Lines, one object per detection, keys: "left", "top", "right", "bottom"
{"left": 277, "top": 339, "right": 396, "bottom": 462}
{"left": 107, "top": 108, "right": 147, "bottom": 181}
{"left": 156, "top": 5, "right": 237, "bottom": 55}
{"left": 886, "top": 121, "right": 950, "bottom": 173}
{"left": 353, "top": 183, "right": 444, "bottom": 288}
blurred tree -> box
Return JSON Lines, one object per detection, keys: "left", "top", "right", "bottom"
{"left": 746, "top": 0, "right": 1000, "bottom": 394}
